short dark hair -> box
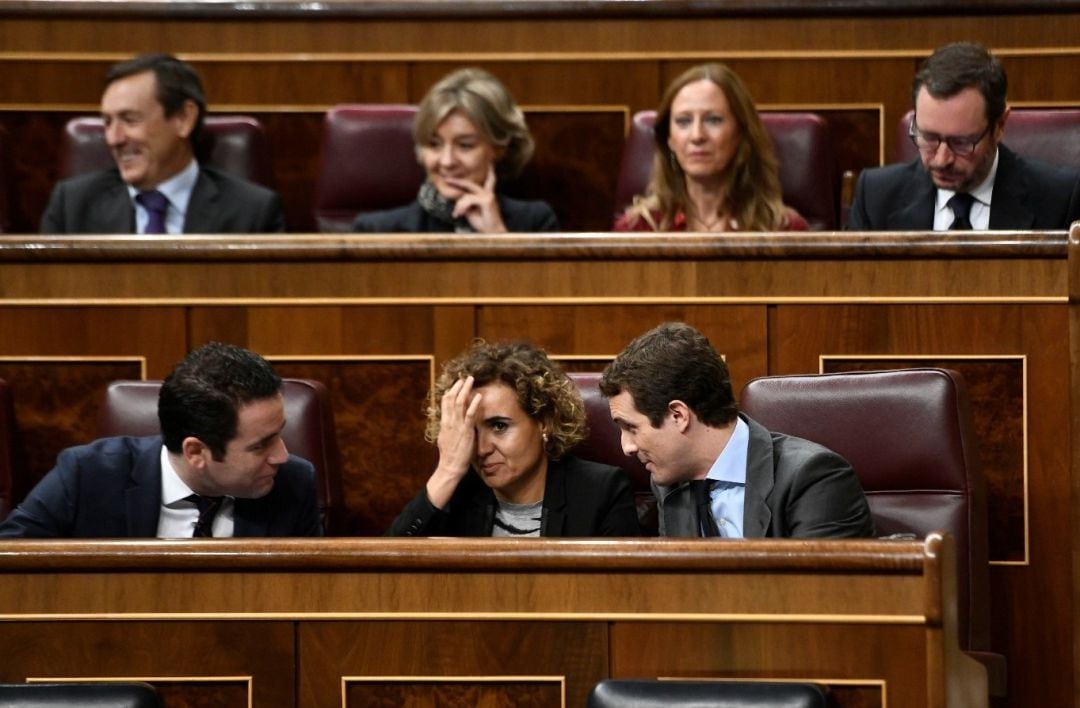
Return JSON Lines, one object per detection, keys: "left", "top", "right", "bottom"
{"left": 158, "top": 342, "right": 282, "bottom": 460}
{"left": 599, "top": 322, "right": 738, "bottom": 428}
{"left": 105, "top": 53, "right": 207, "bottom": 151}
{"left": 912, "top": 42, "right": 1007, "bottom": 126}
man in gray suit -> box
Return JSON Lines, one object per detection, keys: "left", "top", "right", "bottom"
{"left": 41, "top": 53, "right": 284, "bottom": 234}
{"left": 849, "top": 41, "right": 1080, "bottom": 231}
{"left": 600, "top": 322, "right": 873, "bottom": 538}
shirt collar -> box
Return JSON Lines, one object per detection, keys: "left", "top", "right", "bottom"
{"left": 705, "top": 416, "right": 749, "bottom": 485}
{"left": 935, "top": 146, "right": 999, "bottom": 212}
{"left": 127, "top": 158, "right": 199, "bottom": 215}
{"left": 159, "top": 444, "right": 198, "bottom": 506}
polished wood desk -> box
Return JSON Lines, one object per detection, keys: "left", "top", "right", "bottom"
{"left": 0, "top": 534, "right": 986, "bottom": 707}
{"left": 0, "top": 229, "right": 1072, "bottom": 707}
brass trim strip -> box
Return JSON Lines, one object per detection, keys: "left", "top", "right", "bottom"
{"left": 0, "top": 296, "right": 1067, "bottom": 307}
{"left": 1, "top": 48, "right": 1080, "bottom": 62}
{"left": 0, "top": 611, "right": 928, "bottom": 623}
{"left": 820, "top": 354, "right": 1030, "bottom": 566}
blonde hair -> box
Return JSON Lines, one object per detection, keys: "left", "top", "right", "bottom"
{"left": 424, "top": 341, "right": 586, "bottom": 460}
{"left": 623, "top": 63, "right": 787, "bottom": 231}
{"left": 413, "top": 68, "right": 535, "bottom": 179}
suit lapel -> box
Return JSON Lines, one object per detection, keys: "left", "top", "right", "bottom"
{"left": 540, "top": 459, "right": 566, "bottom": 537}
{"left": 887, "top": 164, "right": 936, "bottom": 229}
{"left": 987, "top": 146, "right": 1035, "bottom": 229}
{"left": 234, "top": 498, "right": 269, "bottom": 537}
{"left": 741, "top": 415, "right": 775, "bottom": 538}
{"left": 182, "top": 169, "right": 219, "bottom": 234}
{"left": 92, "top": 176, "right": 136, "bottom": 233}
{"left": 125, "top": 439, "right": 164, "bottom": 536}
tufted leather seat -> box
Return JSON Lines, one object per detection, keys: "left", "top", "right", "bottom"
{"left": 739, "top": 367, "right": 1004, "bottom": 696}
{"left": 96, "top": 379, "right": 344, "bottom": 534}
{"left": 58, "top": 115, "right": 276, "bottom": 188}
{"left": 0, "top": 682, "right": 161, "bottom": 707}
{"left": 613, "top": 110, "right": 838, "bottom": 230}
{"left": 312, "top": 104, "right": 425, "bottom": 232}
{"left": 894, "top": 107, "right": 1080, "bottom": 168}
{"left": 588, "top": 679, "right": 827, "bottom": 708}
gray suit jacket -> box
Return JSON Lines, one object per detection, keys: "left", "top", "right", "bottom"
{"left": 654, "top": 414, "right": 874, "bottom": 538}
{"left": 40, "top": 166, "right": 285, "bottom": 234}
{"left": 848, "top": 144, "right": 1080, "bottom": 231}
{"left": 0, "top": 436, "right": 322, "bottom": 538}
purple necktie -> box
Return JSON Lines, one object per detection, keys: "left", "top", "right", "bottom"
{"left": 135, "top": 190, "right": 169, "bottom": 234}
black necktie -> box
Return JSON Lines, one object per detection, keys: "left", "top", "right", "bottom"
{"left": 691, "top": 479, "right": 720, "bottom": 537}
{"left": 188, "top": 494, "right": 224, "bottom": 537}
{"left": 948, "top": 193, "right": 975, "bottom": 230}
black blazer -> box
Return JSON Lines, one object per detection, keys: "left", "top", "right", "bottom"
{"left": 0, "top": 436, "right": 322, "bottom": 538}
{"left": 848, "top": 144, "right": 1080, "bottom": 230}
{"left": 40, "top": 166, "right": 286, "bottom": 234}
{"left": 386, "top": 455, "right": 640, "bottom": 537}
{"left": 352, "top": 195, "right": 559, "bottom": 233}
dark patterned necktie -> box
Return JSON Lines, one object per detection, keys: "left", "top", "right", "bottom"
{"left": 188, "top": 494, "right": 224, "bottom": 537}
{"left": 691, "top": 479, "right": 720, "bottom": 537}
{"left": 135, "top": 190, "right": 169, "bottom": 234}
{"left": 947, "top": 192, "right": 975, "bottom": 230}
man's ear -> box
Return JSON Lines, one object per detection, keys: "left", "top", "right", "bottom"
{"left": 667, "top": 400, "right": 693, "bottom": 433}
{"left": 173, "top": 99, "right": 199, "bottom": 140}
{"left": 181, "top": 436, "right": 210, "bottom": 469}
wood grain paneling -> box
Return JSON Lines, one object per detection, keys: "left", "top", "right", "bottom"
{"left": 0, "top": 621, "right": 293, "bottom": 708}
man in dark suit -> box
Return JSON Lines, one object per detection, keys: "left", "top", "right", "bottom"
{"left": 849, "top": 42, "right": 1080, "bottom": 231}
{"left": 41, "top": 54, "right": 284, "bottom": 234}
{"left": 600, "top": 322, "right": 874, "bottom": 539}
{"left": 0, "top": 343, "right": 321, "bottom": 538}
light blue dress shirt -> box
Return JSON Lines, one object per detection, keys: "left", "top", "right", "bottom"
{"left": 127, "top": 159, "right": 198, "bottom": 234}
{"left": 704, "top": 416, "right": 749, "bottom": 538}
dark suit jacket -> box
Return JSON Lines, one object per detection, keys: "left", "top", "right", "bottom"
{"left": 654, "top": 414, "right": 874, "bottom": 538}
{"left": 0, "top": 436, "right": 322, "bottom": 538}
{"left": 386, "top": 455, "right": 640, "bottom": 537}
{"left": 848, "top": 144, "right": 1080, "bottom": 231}
{"left": 352, "top": 195, "right": 559, "bottom": 233}
{"left": 40, "top": 166, "right": 286, "bottom": 234}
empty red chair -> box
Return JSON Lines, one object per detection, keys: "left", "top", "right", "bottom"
{"left": 312, "top": 105, "right": 425, "bottom": 232}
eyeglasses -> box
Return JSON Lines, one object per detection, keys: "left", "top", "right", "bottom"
{"left": 908, "top": 117, "right": 992, "bottom": 157}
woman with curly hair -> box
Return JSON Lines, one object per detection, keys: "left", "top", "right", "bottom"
{"left": 615, "top": 62, "right": 807, "bottom": 232}
{"left": 353, "top": 67, "right": 558, "bottom": 233}
{"left": 387, "top": 341, "right": 639, "bottom": 537}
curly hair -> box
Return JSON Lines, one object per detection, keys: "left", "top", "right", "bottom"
{"left": 413, "top": 67, "right": 535, "bottom": 180}
{"left": 424, "top": 340, "right": 586, "bottom": 460}
{"left": 621, "top": 62, "right": 787, "bottom": 232}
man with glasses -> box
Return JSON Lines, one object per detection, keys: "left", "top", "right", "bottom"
{"left": 849, "top": 42, "right": 1080, "bottom": 231}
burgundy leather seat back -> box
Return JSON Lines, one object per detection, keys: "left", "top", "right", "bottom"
{"left": 96, "top": 379, "right": 344, "bottom": 534}
{"left": 0, "top": 379, "right": 16, "bottom": 519}
{"left": 59, "top": 115, "right": 276, "bottom": 188}
{"left": 739, "top": 368, "right": 989, "bottom": 654}
{"left": 895, "top": 107, "right": 1080, "bottom": 168}
{"left": 313, "top": 104, "right": 425, "bottom": 232}
{"left": 567, "top": 372, "right": 655, "bottom": 534}
{"left": 613, "top": 110, "right": 838, "bottom": 230}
